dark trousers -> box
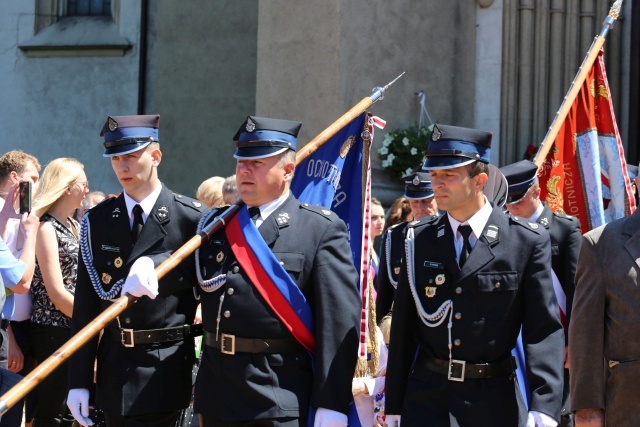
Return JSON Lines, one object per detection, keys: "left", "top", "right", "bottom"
{"left": 400, "top": 361, "right": 526, "bottom": 427}
{"left": 200, "top": 415, "right": 305, "bottom": 427}
{"left": 103, "top": 410, "right": 180, "bottom": 427}
{"left": 30, "top": 323, "right": 74, "bottom": 427}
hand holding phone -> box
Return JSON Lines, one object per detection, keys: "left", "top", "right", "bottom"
{"left": 19, "top": 181, "right": 31, "bottom": 214}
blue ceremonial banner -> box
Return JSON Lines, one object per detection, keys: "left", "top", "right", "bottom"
{"left": 291, "top": 112, "right": 368, "bottom": 271}
{"left": 291, "top": 113, "right": 369, "bottom": 427}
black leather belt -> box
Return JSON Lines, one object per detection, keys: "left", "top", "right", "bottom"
{"left": 203, "top": 330, "right": 300, "bottom": 355}
{"left": 420, "top": 354, "right": 517, "bottom": 382}
{"left": 117, "top": 324, "right": 204, "bottom": 348}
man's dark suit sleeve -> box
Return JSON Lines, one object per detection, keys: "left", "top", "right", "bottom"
{"left": 569, "top": 232, "right": 606, "bottom": 411}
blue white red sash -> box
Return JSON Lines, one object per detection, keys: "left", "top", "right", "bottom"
{"left": 226, "top": 207, "right": 316, "bottom": 354}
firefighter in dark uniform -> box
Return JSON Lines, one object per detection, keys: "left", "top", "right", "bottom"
{"left": 193, "top": 116, "right": 360, "bottom": 427}
{"left": 501, "top": 160, "right": 581, "bottom": 427}
{"left": 384, "top": 124, "right": 564, "bottom": 427}
{"left": 376, "top": 172, "right": 438, "bottom": 324}
{"left": 67, "top": 115, "right": 205, "bottom": 427}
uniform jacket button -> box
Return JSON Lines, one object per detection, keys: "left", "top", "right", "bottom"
{"left": 495, "top": 282, "right": 501, "bottom": 289}
{"left": 454, "top": 339, "right": 461, "bottom": 346}
{"left": 227, "top": 288, "right": 234, "bottom": 295}
{"left": 124, "top": 317, "right": 131, "bottom": 324}
{"left": 224, "top": 310, "right": 231, "bottom": 318}
{"left": 455, "top": 287, "right": 462, "bottom": 294}
{"left": 455, "top": 312, "right": 462, "bottom": 320}
{"left": 232, "top": 266, "right": 239, "bottom": 274}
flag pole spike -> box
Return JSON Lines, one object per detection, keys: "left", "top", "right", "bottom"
{"left": 533, "top": 0, "right": 624, "bottom": 166}
{"left": 370, "top": 71, "right": 406, "bottom": 103}
{"left": 297, "top": 73, "right": 404, "bottom": 163}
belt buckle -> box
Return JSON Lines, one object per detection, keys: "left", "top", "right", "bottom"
{"left": 121, "top": 329, "right": 135, "bottom": 348}
{"left": 221, "top": 333, "right": 236, "bottom": 355}
{"left": 448, "top": 359, "right": 466, "bottom": 382}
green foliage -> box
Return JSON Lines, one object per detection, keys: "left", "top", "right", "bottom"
{"left": 377, "top": 123, "right": 433, "bottom": 178}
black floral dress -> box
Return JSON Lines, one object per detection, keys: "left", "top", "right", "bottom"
{"left": 31, "top": 214, "right": 78, "bottom": 328}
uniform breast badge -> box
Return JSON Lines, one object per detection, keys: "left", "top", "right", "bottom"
{"left": 216, "top": 251, "right": 225, "bottom": 263}
{"left": 435, "top": 274, "right": 446, "bottom": 285}
{"left": 394, "top": 267, "right": 401, "bottom": 275}
{"left": 425, "top": 287, "right": 437, "bottom": 298}
{"left": 114, "top": 257, "right": 123, "bottom": 268}
{"left": 102, "top": 273, "right": 112, "bottom": 285}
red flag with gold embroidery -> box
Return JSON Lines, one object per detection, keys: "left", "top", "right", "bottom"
{"left": 538, "top": 50, "right": 635, "bottom": 232}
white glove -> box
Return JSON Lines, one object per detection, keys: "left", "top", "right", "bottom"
{"left": 121, "top": 256, "right": 158, "bottom": 299}
{"left": 527, "top": 411, "right": 558, "bottom": 427}
{"left": 67, "top": 388, "right": 93, "bottom": 426}
{"left": 313, "top": 407, "right": 347, "bottom": 427}
{"left": 386, "top": 414, "right": 401, "bottom": 427}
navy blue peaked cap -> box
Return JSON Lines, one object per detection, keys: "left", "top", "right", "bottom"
{"left": 101, "top": 115, "right": 160, "bottom": 157}
{"left": 422, "top": 123, "right": 492, "bottom": 170}
{"left": 403, "top": 172, "right": 434, "bottom": 200}
{"left": 500, "top": 160, "right": 539, "bottom": 204}
{"left": 233, "top": 116, "right": 302, "bottom": 160}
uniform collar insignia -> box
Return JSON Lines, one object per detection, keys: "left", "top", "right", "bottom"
{"left": 193, "top": 201, "right": 202, "bottom": 208}
{"left": 112, "top": 207, "right": 120, "bottom": 218}
{"left": 276, "top": 212, "right": 290, "bottom": 226}
{"left": 157, "top": 206, "right": 169, "bottom": 219}
{"left": 484, "top": 224, "right": 499, "bottom": 243}
{"left": 437, "top": 224, "right": 445, "bottom": 238}
{"left": 539, "top": 216, "right": 549, "bottom": 227}
{"left": 528, "top": 222, "right": 539, "bottom": 229}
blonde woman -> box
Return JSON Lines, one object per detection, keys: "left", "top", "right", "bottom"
{"left": 30, "top": 158, "right": 89, "bottom": 427}
{"left": 195, "top": 176, "right": 225, "bottom": 208}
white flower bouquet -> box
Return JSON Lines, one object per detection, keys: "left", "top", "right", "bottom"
{"left": 378, "top": 123, "right": 433, "bottom": 177}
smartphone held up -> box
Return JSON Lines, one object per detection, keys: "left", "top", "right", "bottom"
{"left": 19, "top": 181, "right": 31, "bottom": 214}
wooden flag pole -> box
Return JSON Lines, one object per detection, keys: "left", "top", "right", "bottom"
{"left": 533, "top": 0, "right": 624, "bottom": 167}
{"left": 0, "top": 73, "right": 404, "bottom": 415}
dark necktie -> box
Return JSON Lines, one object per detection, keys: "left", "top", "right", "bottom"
{"left": 457, "top": 225, "right": 473, "bottom": 268}
{"left": 132, "top": 204, "right": 144, "bottom": 243}
{"left": 248, "top": 207, "right": 261, "bottom": 224}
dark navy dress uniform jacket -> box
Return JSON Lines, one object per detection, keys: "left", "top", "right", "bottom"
{"left": 69, "top": 186, "right": 204, "bottom": 416}
{"left": 385, "top": 205, "right": 565, "bottom": 426}
{"left": 193, "top": 194, "right": 360, "bottom": 421}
